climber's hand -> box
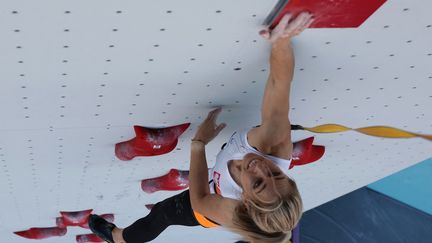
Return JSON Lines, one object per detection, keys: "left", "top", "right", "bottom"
{"left": 192, "top": 108, "right": 226, "bottom": 145}
{"left": 259, "top": 12, "right": 314, "bottom": 43}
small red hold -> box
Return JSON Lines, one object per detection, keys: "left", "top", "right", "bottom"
{"left": 79, "top": 213, "right": 114, "bottom": 229}
{"left": 290, "top": 137, "right": 325, "bottom": 169}
{"left": 76, "top": 233, "right": 104, "bottom": 243}
{"left": 115, "top": 123, "right": 190, "bottom": 161}
{"left": 60, "top": 209, "right": 93, "bottom": 227}
{"left": 141, "top": 169, "right": 189, "bottom": 193}
{"left": 145, "top": 204, "right": 155, "bottom": 210}
{"left": 14, "top": 227, "right": 67, "bottom": 239}
{"left": 56, "top": 217, "right": 66, "bottom": 228}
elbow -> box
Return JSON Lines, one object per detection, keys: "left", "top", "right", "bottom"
{"left": 188, "top": 177, "right": 211, "bottom": 212}
{"left": 189, "top": 193, "right": 205, "bottom": 213}
{"left": 190, "top": 194, "right": 199, "bottom": 211}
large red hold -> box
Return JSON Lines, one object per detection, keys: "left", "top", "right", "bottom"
{"left": 60, "top": 209, "right": 93, "bottom": 227}
{"left": 264, "top": 0, "right": 386, "bottom": 29}
{"left": 76, "top": 233, "right": 104, "bottom": 243}
{"left": 115, "top": 123, "right": 190, "bottom": 161}
{"left": 141, "top": 169, "right": 189, "bottom": 193}
{"left": 79, "top": 213, "right": 114, "bottom": 229}
{"left": 290, "top": 136, "right": 325, "bottom": 169}
{"left": 14, "top": 227, "right": 67, "bottom": 239}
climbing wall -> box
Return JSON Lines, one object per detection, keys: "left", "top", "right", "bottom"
{"left": 1, "top": 0, "right": 431, "bottom": 242}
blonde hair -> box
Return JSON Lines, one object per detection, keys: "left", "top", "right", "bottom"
{"left": 230, "top": 177, "right": 303, "bottom": 243}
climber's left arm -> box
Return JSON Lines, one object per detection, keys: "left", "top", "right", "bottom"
{"left": 189, "top": 108, "right": 236, "bottom": 226}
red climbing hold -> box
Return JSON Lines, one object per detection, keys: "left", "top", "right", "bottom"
{"left": 115, "top": 123, "right": 190, "bottom": 161}
{"left": 145, "top": 204, "right": 155, "bottom": 210}
{"left": 141, "top": 169, "right": 189, "bottom": 193}
{"left": 56, "top": 217, "right": 66, "bottom": 228}
{"left": 264, "top": 0, "right": 386, "bottom": 29}
{"left": 79, "top": 213, "right": 114, "bottom": 229}
{"left": 60, "top": 209, "right": 93, "bottom": 227}
{"left": 76, "top": 233, "right": 104, "bottom": 243}
{"left": 290, "top": 137, "right": 325, "bottom": 169}
{"left": 14, "top": 227, "right": 67, "bottom": 239}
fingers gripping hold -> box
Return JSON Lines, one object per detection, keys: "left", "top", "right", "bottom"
{"left": 274, "top": 13, "right": 292, "bottom": 34}
{"left": 260, "top": 12, "right": 314, "bottom": 43}
{"left": 284, "top": 12, "right": 310, "bottom": 36}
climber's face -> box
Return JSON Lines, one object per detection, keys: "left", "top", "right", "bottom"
{"left": 240, "top": 153, "right": 289, "bottom": 202}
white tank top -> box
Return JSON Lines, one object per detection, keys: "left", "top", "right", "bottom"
{"left": 209, "top": 128, "right": 292, "bottom": 200}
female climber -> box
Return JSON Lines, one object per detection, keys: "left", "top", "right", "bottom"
{"left": 89, "top": 12, "right": 314, "bottom": 243}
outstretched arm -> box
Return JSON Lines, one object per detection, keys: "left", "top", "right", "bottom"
{"left": 259, "top": 42, "right": 295, "bottom": 144}
{"left": 189, "top": 109, "right": 237, "bottom": 226}
{"left": 249, "top": 12, "right": 314, "bottom": 154}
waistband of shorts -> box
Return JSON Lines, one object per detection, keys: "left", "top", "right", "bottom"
{"left": 193, "top": 211, "right": 219, "bottom": 228}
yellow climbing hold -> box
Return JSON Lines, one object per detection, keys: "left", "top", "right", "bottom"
{"left": 301, "top": 124, "right": 432, "bottom": 141}
{"left": 303, "top": 124, "right": 351, "bottom": 133}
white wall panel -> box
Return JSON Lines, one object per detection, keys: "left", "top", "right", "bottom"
{"left": 1, "top": 0, "right": 431, "bottom": 242}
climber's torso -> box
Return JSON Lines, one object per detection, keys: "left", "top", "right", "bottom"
{"left": 198, "top": 126, "right": 293, "bottom": 227}
{"left": 210, "top": 126, "right": 293, "bottom": 200}
{"left": 228, "top": 126, "right": 293, "bottom": 188}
